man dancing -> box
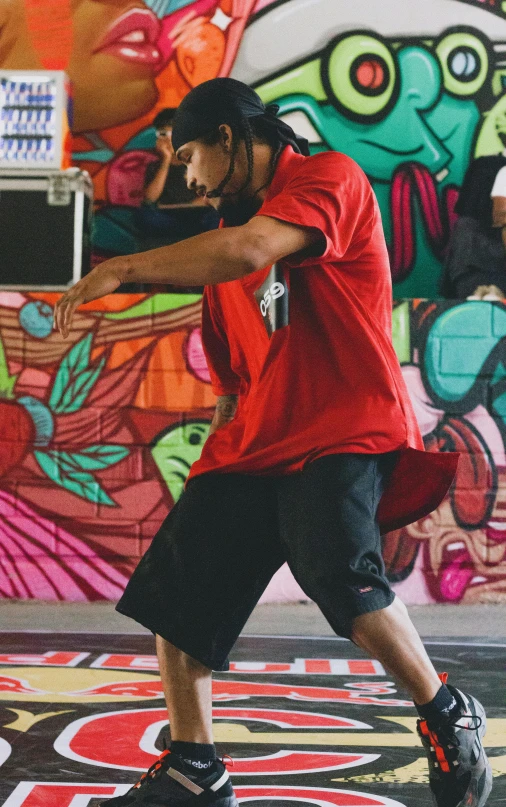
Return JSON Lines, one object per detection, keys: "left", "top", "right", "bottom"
{"left": 54, "top": 78, "right": 492, "bottom": 807}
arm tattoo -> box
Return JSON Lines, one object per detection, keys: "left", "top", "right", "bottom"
{"left": 216, "top": 394, "right": 238, "bottom": 421}
{"left": 209, "top": 394, "right": 238, "bottom": 436}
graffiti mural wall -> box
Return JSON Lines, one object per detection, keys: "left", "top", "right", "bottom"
{"left": 3, "top": 1, "right": 506, "bottom": 292}
{"left": 0, "top": 291, "right": 505, "bottom": 605}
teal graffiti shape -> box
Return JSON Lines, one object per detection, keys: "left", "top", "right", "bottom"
{"left": 424, "top": 302, "right": 506, "bottom": 402}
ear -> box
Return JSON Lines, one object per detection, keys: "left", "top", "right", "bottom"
{"left": 218, "top": 124, "right": 234, "bottom": 153}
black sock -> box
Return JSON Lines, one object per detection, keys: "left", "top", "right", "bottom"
{"left": 415, "top": 684, "right": 460, "bottom": 725}
{"left": 170, "top": 741, "right": 216, "bottom": 773}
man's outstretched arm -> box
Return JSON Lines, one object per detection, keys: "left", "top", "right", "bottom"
{"left": 54, "top": 215, "right": 323, "bottom": 337}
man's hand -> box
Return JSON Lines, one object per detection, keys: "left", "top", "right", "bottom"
{"left": 156, "top": 134, "right": 174, "bottom": 162}
{"left": 209, "top": 394, "right": 238, "bottom": 435}
{"left": 53, "top": 262, "right": 126, "bottom": 338}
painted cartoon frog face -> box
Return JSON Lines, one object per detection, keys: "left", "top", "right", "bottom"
{"left": 232, "top": 0, "right": 506, "bottom": 294}
{"left": 270, "top": 28, "right": 487, "bottom": 185}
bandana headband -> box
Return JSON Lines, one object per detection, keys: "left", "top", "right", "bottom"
{"left": 171, "top": 78, "right": 309, "bottom": 156}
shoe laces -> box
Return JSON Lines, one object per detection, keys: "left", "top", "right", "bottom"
{"left": 418, "top": 673, "right": 483, "bottom": 774}
{"left": 133, "top": 748, "right": 171, "bottom": 790}
{"left": 441, "top": 673, "right": 483, "bottom": 735}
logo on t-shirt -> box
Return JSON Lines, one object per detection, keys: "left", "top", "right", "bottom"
{"left": 254, "top": 264, "right": 289, "bottom": 338}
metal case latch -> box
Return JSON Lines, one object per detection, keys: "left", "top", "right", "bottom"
{"left": 47, "top": 174, "right": 71, "bottom": 206}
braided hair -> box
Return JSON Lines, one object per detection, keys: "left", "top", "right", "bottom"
{"left": 204, "top": 114, "right": 288, "bottom": 199}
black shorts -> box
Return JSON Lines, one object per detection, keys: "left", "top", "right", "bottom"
{"left": 116, "top": 452, "right": 398, "bottom": 671}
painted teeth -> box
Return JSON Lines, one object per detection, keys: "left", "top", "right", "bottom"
{"left": 436, "top": 168, "right": 449, "bottom": 183}
{"left": 120, "top": 30, "right": 146, "bottom": 43}
{"left": 446, "top": 541, "right": 465, "bottom": 552}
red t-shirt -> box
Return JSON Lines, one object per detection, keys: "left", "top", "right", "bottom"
{"left": 188, "top": 147, "right": 458, "bottom": 533}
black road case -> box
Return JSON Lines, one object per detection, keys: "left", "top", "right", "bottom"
{"left": 0, "top": 169, "right": 93, "bottom": 289}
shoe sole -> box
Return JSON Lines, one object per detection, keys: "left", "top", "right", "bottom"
{"left": 135, "top": 797, "right": 239, "bottom": 807}
{"left": 211, "top": 797, "right": 239, "bottom": 807}
{"left": 119, "top": 790, "right": 240, "bottom": 807}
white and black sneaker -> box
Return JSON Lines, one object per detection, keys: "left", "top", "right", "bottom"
{"left": 99, "top": 749, "right": 238, "bottom": 807}
{"left": 417, "top": 682, "right": 492, "bottom": 807}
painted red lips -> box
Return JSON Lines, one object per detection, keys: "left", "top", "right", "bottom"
{"left": 94, "top": 8, "right": 162, "bottom": 67}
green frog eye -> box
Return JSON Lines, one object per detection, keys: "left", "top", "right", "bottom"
{"left": 436, "top": 30, "right": 490, "bottom": 97}
{"left": 323, "top": 32, "right": 398, "bottom": 121}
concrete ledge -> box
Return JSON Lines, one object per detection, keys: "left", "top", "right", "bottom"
{"left": 0, "top": 601, "right": 505, "bottom": 639}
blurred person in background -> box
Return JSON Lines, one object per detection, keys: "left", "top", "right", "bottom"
{"left": 139, "top": 107, "right": 220, "bottom": 243}
{"left": 443, "top": 115, "right": 506, "bottom": 300}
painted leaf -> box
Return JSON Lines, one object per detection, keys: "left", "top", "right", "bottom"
{"left": 34, "top": 450, "right": 116, "bottom": 507}
{"left": 62, "top": 471, "right": 115, "bottom": 507}
{"left": 33, "top": 450, "right": 62, "bottom": 482}
{"left": 42, "top": 451, "right": 95, "bottom": 475}
{"left": 50, "top": 334, "right": 106, "bottom": 414}
{"left": 54, "top": 454, "right": 80, "bottom": 475}
{"left": 58, "top": 368, "right": 96, "bottom": 412}
{"left": 52, "top": 446, "right": 129, "bottom": 472}
{"left": 55, "top": 357, "right": 105, "bottom": 413}
{"left": 49, "top": 333, "right": 93, "bottom": 411}
{"left": 76, "top": 445, "right": 129, "bottom": 470}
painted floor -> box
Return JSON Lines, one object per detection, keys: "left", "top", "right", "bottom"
{"left": 0, "top": 632, "right": 504, "bottom": 806}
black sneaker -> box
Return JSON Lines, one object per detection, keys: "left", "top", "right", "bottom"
{"left": 99, "top": 750, "right": 238, "bottom": 807}
{"left": 417, "top": 682, "right": 492, "bottom": 807}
